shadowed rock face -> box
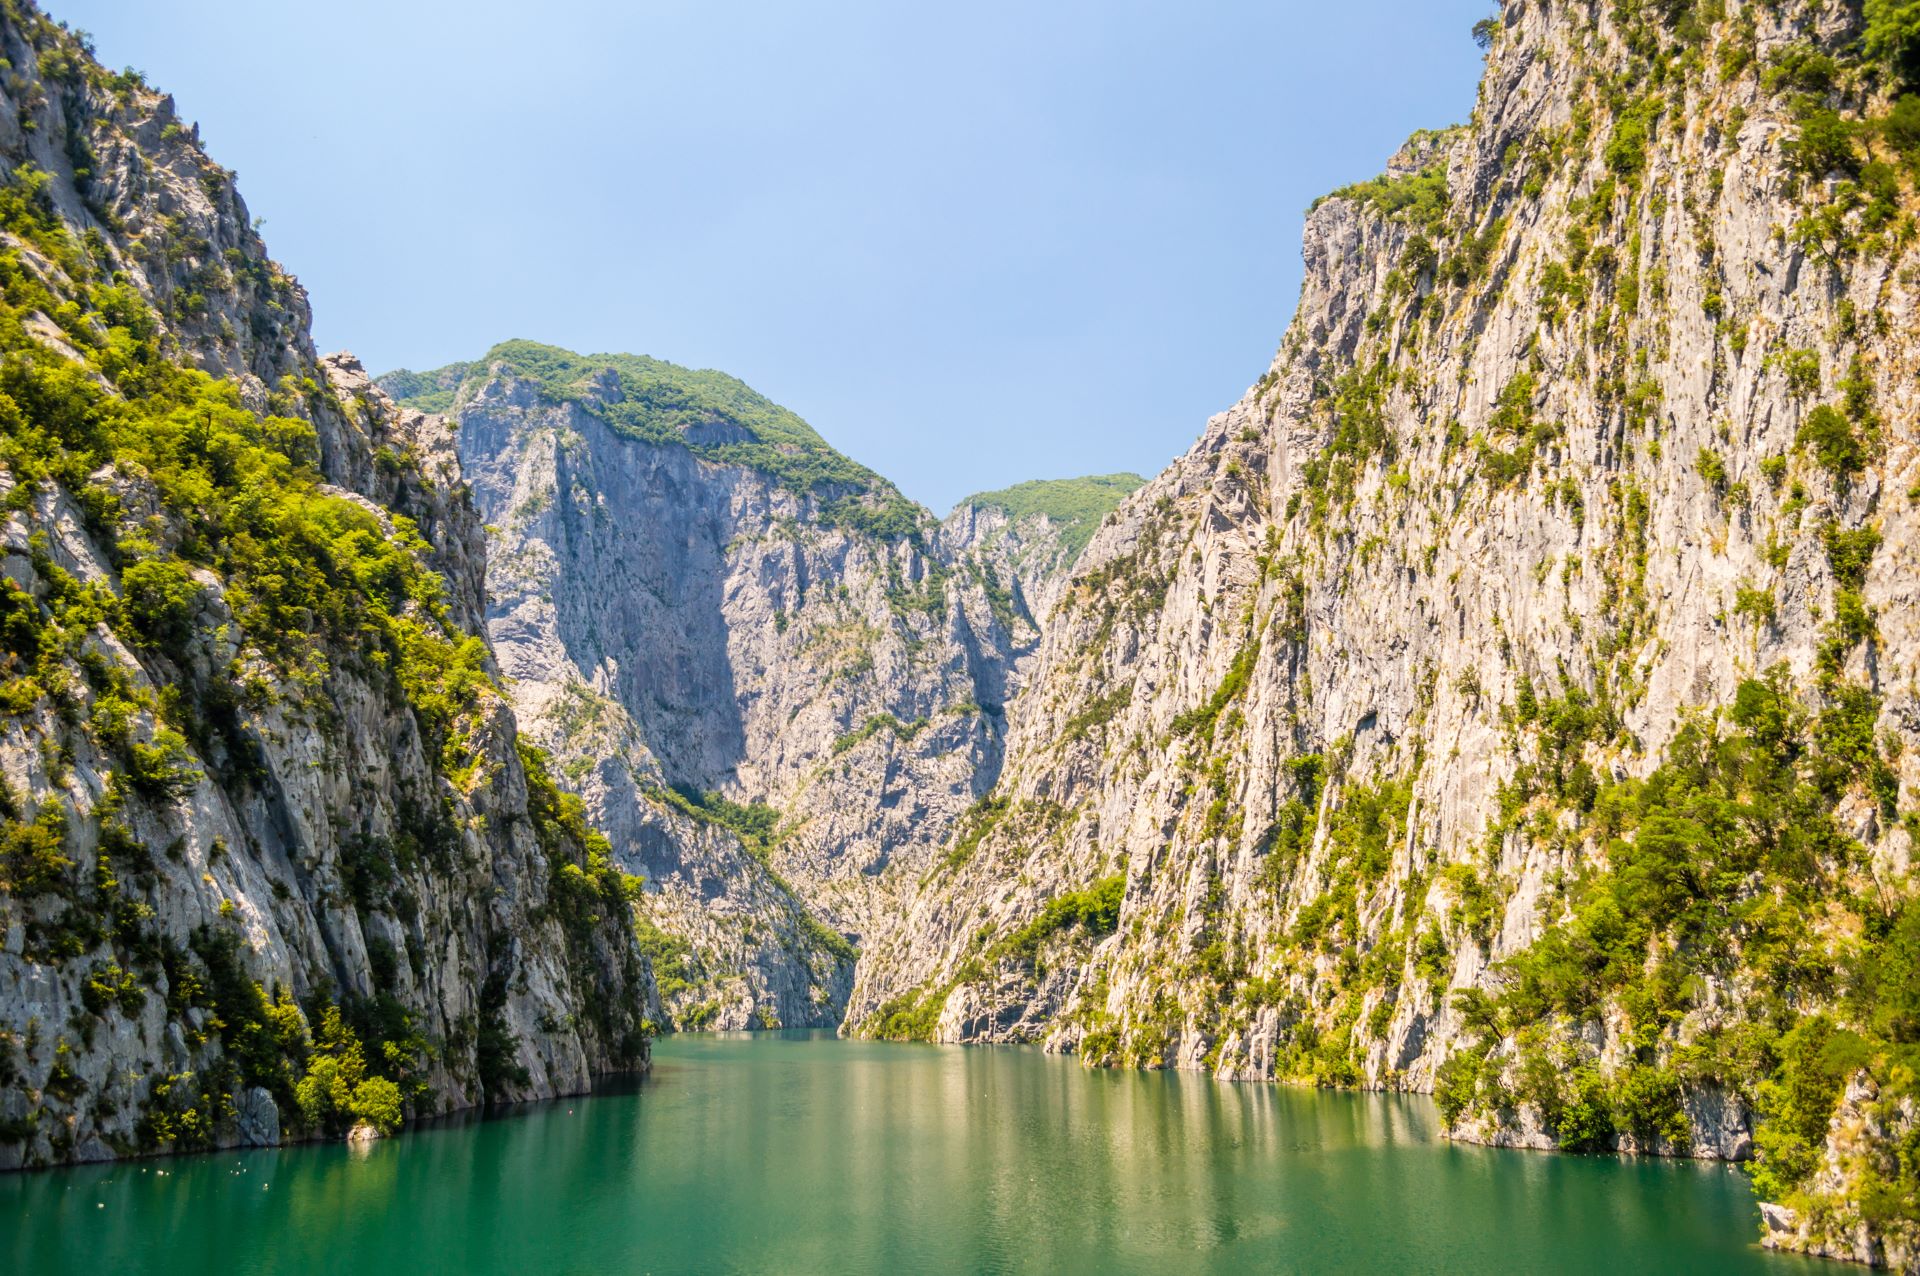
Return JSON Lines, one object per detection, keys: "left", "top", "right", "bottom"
{"left": 384, "top": 346, "right": 1133, "bottom": 1032}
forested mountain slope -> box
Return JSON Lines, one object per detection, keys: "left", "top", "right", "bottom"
{"left": 851, "top": 1, "right": 1920, "bottom": 1266}
{"left": 0, "top": 3, "right": 654, "bottom": 1169}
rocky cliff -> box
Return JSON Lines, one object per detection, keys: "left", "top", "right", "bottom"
{"left": 13, "top": 0, "right": 1917, "bottom": 1262}
{"left": 940, "top": 474, "right": 1146, "bottom": 636}
{"left": 851, "top": 0, "right": 1920, "bottom": 1265}
{"left": 0, "top": 4, "right": 654, "bottom": 1169}
{"left": 383, "top": 347, "right": 1130, "bottom": 1029}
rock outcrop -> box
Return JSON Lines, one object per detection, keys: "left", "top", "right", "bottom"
{"left": 384, "top": 346, "right": 1069, "bottom": 1027}
{"left": 850, "top": 1, "right": 1920, "bottom": 1264}
{"left": 0, "top": 6, "right": 654, "bottom": 1169}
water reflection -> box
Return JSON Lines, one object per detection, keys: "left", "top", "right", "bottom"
{"left": 3, "top": 1032, "right": 1826, "bottom": 1275}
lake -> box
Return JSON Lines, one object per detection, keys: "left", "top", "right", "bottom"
{"left": 2, "top": 1031, "right": 1827, "bottom": 1274}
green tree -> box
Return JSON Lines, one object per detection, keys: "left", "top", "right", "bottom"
{"left": 1751, "top": 1016, "right": 1871, "bottom": 1200}
{"left": 1798, "top": 404, "right": 1865, "bottom": 479}
{"left": 294, "top": 1006, "right": 405, "bottom": 1138}
{"left": 1867, "top": 0, "right": 1920, "bottom": 87}
{"left": 0, "top": 803, "right": 70, "bottom": 895}
{"left": 118, "top": 558, "right": 200, "bottom": 651}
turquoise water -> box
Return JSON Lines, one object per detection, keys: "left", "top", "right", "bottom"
{"left": 3, "top": 1031, "right": 1826, "bottom": 1274}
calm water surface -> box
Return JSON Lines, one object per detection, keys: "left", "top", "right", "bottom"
{"left": 3, "top": 1031, "right": 1828, "bottom": 1274}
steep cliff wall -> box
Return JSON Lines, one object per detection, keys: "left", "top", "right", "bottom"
{"left": 0, "top": 4, "right": 654, "bottom": 1169}
{"left": 940, "top": 474, "right": 1147, "bottom": 635}
{"left": 386, "top": 345, "right": 1046, "bottom": 1028}
{"left": 381, "top": 350, "right": 1149, "bottom": 1031}
{"left": 853, "top": 0, "right": 1920, "bottom": 1265}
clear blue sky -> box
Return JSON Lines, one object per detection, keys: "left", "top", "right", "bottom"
{"left": 59, "top": 0, "right": 1488, "bottom": 512}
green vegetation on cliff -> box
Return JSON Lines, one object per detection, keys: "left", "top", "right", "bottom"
{"left": 375, "top": 362, "right": 472, "bottom": 414}
{"left": 858, "top": 6, "right": 1920, "bottom": 1265}
{"left": 1440, "top": 668, "right": 1908, "bottom": 1186}
{"left": 0, "top": 21, "right": 647, "bottom": 1158}
{"left": 382, "top": 341, "right": 927, "bottom": 542}
{"left": 956, "top": 473, "right": 1146, "bottom": 558}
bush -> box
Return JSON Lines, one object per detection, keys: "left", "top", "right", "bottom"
{"left": 1885, "top": 95, "right": 1920, "bottom": 163}
{"left": 125, "top": 727, "right": 200, "bottom": 799}
{"left": 81, "top": 961, "right": 145, "bottom": 1016}
{"left": 1605, "top": 101, "right": 1657, "bottom": 179}
{"left": 1734, "top": 585, "right": 1777, "bottom": 626}
{"left": 1695, "top": 448, "right": 1727, "bottom": 490}
{"left": 1554, "top": 1066, "right": 1616, "bottom": 1152}
{"left": 1823, "top": 522, "right": 1882, "bottom": 592}
{"left": 1785, "top": 108, "right": 1860, "bottom": 178}
{"left": 118, "top": 557, "right": 200, "bottom": 652}
{"left": 1798, "top": 404, "right": 1865, "bottom": 479}
{"left": 1615, "top": 1065, "right": 1691, "bottom": 1149}
{"left": 0, "top": 802, "right": 71, "bottom": 896}
{"left": 1765, "top": 45, "right": 1838, "bottom": 96}
{"left": 1779, "top": 348, "right": 1821, "bottom": 398}
{"left": 1435, "top": 1049, "right": 1487, "bottom": 1126}
{"left": 350, "top": 1076, "right": 404, "bottom": 1136}
{"left": 997, "top": 875, "right": 1127, "bottom": 962}
{"left": 1322, "top": 166, "right": 1450, "bottom": 230}
{"left": 868, "top": 984, "right": 948, "bottom": 1043}
{"left": 293, "top": 1005, "right": 407, "bottom": 1138}
{"left": 1751, "top": 1015, "right": 1871, "bottom": 1199}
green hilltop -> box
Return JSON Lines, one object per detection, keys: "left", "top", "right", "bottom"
{"left": 377, "top": 361, "right": 474, "bottom": 414}
{"left": 379, "top": 340, "right": 925, "bottom": 541}
{"left": 957, "top": 473, "right": 1146, "bottom": 557}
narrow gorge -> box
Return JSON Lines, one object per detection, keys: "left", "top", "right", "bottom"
{"left": 2, "top": 0, "right": 1919, "bottom": 1271}
{"left": 377, "top": 346, "right": 1139, "bottom": 1031}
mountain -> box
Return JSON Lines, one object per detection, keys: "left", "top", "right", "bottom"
{"left": 941, "top": 474, "right": 1146, "bottom": 632}
{"left": 9, "top": 0, "right": 1920, "bottom": 1265}
{"left": 0, "top": 6, "right": 654, "bottom": 1168}
{"left": 849, "top": 1, "right": 1920, "bottom": 1266}
{"left": 378, "top": 346, "right": 1134, "bottom": 1030}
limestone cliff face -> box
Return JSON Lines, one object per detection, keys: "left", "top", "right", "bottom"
{"left": 852, "top": 0, "right": 1920, "bottom": 1263}
{"left": 388, "top": 349, "right": 1039, "bottom": 1028}
{"left": 381, "top": 351, "right": 1150, "bottom": 1032}
{"left": 0, "top": 6, "right": 653, "bottom": 1169}
{"left": 937, "top": 473, "right": 1147, "bottom": 679}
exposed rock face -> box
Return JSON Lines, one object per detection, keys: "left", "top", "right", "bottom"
{"left": 390, "top": 347, "right": 1041, "bottom": 1027}
{"left": 0, "top": 6, "right": 653, "bottom": 1170}
{"left": 1759, "top": 1073, "right": 1918, "bottom": 1271}
{"left": 380, "top": 352, "right": 1148, "bottom": 1032}
{"left": 939, "top": 474, "right": 1148, "bottom": 647}
{"left": 11, "top": 0, "right": 1914, "bottom": 1260}
{"left": 849, "top": 0, "right": 1920, "bottom": 1263}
